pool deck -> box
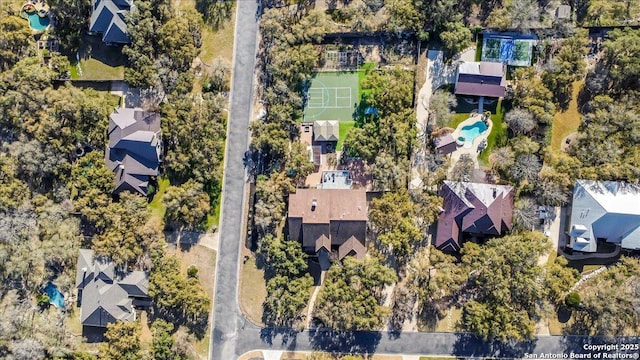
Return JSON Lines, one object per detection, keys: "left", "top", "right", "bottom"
{"left": 449, "top": 113, "right": 493, "bottom": 172}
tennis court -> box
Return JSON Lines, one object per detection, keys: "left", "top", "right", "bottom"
{"left": 303, "top": 72, "right": 359, "bottom": 122}
{"left": 481, "top": 34, "right": 536, "bottom": 67}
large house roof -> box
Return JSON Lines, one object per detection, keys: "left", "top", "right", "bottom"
{"left": 75, "top": 249, "right": 149, "bottom": 328}
{"left": 436, "top": 181, "right": 514, "bottom": 251}
{"left": 288, "top": 188, "right": 367, "bottom": 224}
{"left": 89, "top": 0, "right": 132, "bottom": 44}
{"left": 105, "top": 108, "right": 161, "bottom": 196}
{"left": 314, "top": 120, "right": 339, "bottom": 142}
{"left": 289, "top": 189, "right": 368, "bottom": 261}
{"left": 569, "top": 180, "right": 640, "bottom": 252}
{"left": 455, "top": 61, "right": 506, "bottom": 98}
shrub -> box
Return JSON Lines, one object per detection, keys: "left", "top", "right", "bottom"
{"left": 565, "top": 291, "right": 581, "bottom": 308}
{"left": 187, "top": 265, "right": 199, "bottom": 278}
{"left": 36, "top": 293, "right": 50, "bottom": 307}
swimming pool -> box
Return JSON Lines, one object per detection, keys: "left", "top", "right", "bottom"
{"left": 459, "top": 121, "right": 488, "bottom": 146}
{"left": 44, "top": 282, "right": 65, "bottom": 308}
{"left": 26, "top": 12, "right": 50, "bottom": 32}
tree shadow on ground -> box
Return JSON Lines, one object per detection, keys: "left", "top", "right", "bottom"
{"left": 260, "top": 327, "right": 301, "bottom": 350}
{"left": 308, "top": 329, "right": 382, "bottom": 355}
{"left": 557, "top": 306, "right": 572, "bottom": 323}
{"left": 453, "top": 333, "right": 537, "bottom": 358}
{"left": 78, "top": 35, "right": 127, "bottom": 67}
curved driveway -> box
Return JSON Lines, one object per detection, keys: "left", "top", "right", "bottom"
{"left": 209, "top": 3, "right": 640, "bottom": 359}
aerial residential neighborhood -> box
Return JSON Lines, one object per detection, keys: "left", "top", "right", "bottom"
{"left": 1, "top": 0, "right": 639, "bottom": 359}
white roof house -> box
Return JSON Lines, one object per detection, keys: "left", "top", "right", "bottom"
{"left": 568, "top": 180, "right": 640, "bottom": 252}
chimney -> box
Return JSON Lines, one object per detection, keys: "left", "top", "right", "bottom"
{"left": 492, "top": 188, "right": 497, "bottom": 199}
{"left": 311, "top": 199, "right": 317, "bottom": 211}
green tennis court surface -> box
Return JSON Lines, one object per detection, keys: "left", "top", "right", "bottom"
{"left": 303, "top": 72, "right": 359, "bottom": 122}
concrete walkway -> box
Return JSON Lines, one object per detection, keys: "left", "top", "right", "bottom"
{"left": 411, "top": 48, "right": 479, "bottom": 189}
{"left": 539, "top": 207, "right": 561, "bottom": 267}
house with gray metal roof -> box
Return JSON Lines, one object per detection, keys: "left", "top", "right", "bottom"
{"left": 568, "top": 180, "right": 640, "bottom": 252}
{"left": 105, "top": 107, "right": 162, "bottom": 196}
{"left": 435, "top": 181, "right": 514, "bottom": 252}
{"left": 89, "top": 0, "right": 133, "bottom": 44}
{"left": 75, "top": 249, "right": 150, "bottom": 329}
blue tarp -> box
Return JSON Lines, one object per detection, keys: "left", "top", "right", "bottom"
{"left": 364, "top": 107, "right": 378, "bottom": 117}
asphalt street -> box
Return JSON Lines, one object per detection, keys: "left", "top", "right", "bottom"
{"left": 210, "top": 3, "right": 640, "bottom": 359}
{"left": 208, "top": 0, "right": 260, "bottom": 359}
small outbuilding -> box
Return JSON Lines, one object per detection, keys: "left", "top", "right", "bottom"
{"left": 433, "top": 133, "right": 457, "bottom": 155}
{"left": 313, "top": 120, "right": 339, "bottom": 142}
{"left": 556, "top": 5, "right": 572, "bottom": 20}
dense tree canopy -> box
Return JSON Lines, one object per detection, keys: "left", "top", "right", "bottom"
{"left": 369, "top": 191, "right": 424, "bottom": 260}
{"left": 459, "top": 232, "right": 550, "bottom": 342}
{"left": 569, "top": 95, "right": 640, "bottom": 181}
{"left": 149, "top": 245, "right": 211, "bottom": 337}
{"left": 0, "top": 16, "right": 33, "bottom": 72}
{"left": 569, "top": 257, "right": 640, "bottom": 338}
{"left": 98, "top": 321, "right": 143, "bottom": 360}
{"left": 161, "top": 93, "right": 226, "bottom": 200}
{"left": 163, "top": 180, "right": 211, "bottom": 230}
{"left": 124, "top": 0, "right": 201, "bottom": 90}
{"left": 314, "top": 257, "right": 397, "bottom": 330}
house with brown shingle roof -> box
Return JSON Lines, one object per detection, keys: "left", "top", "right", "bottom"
{"left": 288, "top": 189, "right": 367, "bottom": 262}
{"left": 435, "top": 181, "right": 514, "bottom": 252}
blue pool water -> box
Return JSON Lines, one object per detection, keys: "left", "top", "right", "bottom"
{"left": 460, "top": 121, "right": 488, "bottom": 145}
{"left": 44, "top": 282, "right": 65, "bottom": 308}
{"left": 27, "top": 12, "right": 50, "bottom": 31}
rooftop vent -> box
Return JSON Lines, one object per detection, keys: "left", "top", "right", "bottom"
{"left": 311, "top": 199, "right": 317, "bottom": 211}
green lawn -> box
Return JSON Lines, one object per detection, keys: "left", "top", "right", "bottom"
{"left": 551, "top": 81, "right": 583, "bottom": 151}
{"left": 78, "top": 58, "right": 125, "bottom": 80}
{"left": 448, "top": 113, "right": 470, "bottom": 129}
{"left": 478, "top": 100, "right": 507, "bottom": 165}
{"left": 337, "top": 120, "right": 355, "bottom": 150}
{"left": 358, "top": 62, "right": 376, "bottom": 99}
{"left": 205, "top": 197, "right": 222, "bottom": 230}
{"left": 149, "top": 177, "right": 170, "bottom": 220}
{"left": 74, "top": 36, "right": 127, "bottom": 80}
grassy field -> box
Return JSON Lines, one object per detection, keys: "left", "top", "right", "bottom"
{"left": 200, "top": 9, "right": 236, "bottom": 65}
{"left": 205, "top": 198, "right": 221, "bottom": 230}
{"left": 173, "top": 0, "right": 237, "bottom": 66}
{"left": 149, "top": 177, "right": 170, "bottom": 220}
{"left": 76, "top": 58, "right": 125, "bottom": 80}
{"left": 448, "top": 113, "right": 470, "bottom": 129}
{"left": 478, "top": 100, "right": 506, "bottom": 165}
{"left": 239, "top": 256, "right": 267, "bottom": 325}
{"left": 435, "top": 307, "right": 462, "bottom": 332}
{"left": 337, "top": 120, "right": 355, "bottom": 150}
{"left": 71, "top": 35, "right": 126, "bottom": 80}
{"left": 551, "top": 81, "right": 583, "bottom": 151}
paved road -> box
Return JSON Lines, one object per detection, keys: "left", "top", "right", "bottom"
{"left": 226, "top": 324, "right": 640, "bottom": 359}
{"left": 209, "top": 0, "right": 260, "bottom": 359}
